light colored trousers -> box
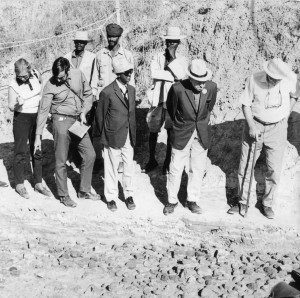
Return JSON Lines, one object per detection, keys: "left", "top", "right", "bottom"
{"left": 238, "top": 118, "right": 287, "bottom": 208}
{"left": 167, "top": 130, "right": 208, "bottom": 204}
{"left": 103, "top": 133, "right": 134, "bottom": 202}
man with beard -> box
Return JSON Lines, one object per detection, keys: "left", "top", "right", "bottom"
{"left": 94, "top": 23, "right": 135, "bottom": 173}
{"left": 34, "top": 57, "right": 99, "bottom": 207}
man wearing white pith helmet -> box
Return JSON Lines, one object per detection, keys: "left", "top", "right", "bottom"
{"left": 227, "top": 58, "right": 300, "bottom": 219}
{"left": 164, "top": 59, "right": 217, "bottom": 215}
{"left": 95, "top": 58, "right": 136, "bottom": 212}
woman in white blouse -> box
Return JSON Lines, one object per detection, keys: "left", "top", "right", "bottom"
{"left": 8, "top": 58, "right": 51, "bottom": 199}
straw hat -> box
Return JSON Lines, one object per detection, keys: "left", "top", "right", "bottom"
{"left": 113, "top": 58, "right": 133, "bottom": 74}
{"left": 263, "top": 58, "right": 292, "bottom": 80}
{"left": 73, "top": 31, "right": 91, "bottom": 41}
{"left": 186, "top": 59, "right": 212, "bottom": 81}
{"left": 161, "top": 26, "right": 186, "bottom": 40}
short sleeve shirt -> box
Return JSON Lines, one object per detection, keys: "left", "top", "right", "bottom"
{"left": 240, "top": 71, "right": 299, "bottom": 123}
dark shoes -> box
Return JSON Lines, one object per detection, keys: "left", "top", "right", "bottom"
{"left": 262, "top": 206, "right": 274, "bottom": 219}
{"left": 78, "top": 191, "right": 100, "bottom": 201}
{"left": 227, "top": 203, "right": 247, "bottom": 216}
{"left": 186, "top": 201, "right": 202, "bottom": 214}
{"left": 34, "top": 183, "right": 52, "bottom": 198}
{"left": 163, "top": 202, "right": 178, "bottom": 215}
{"left": 144, "top": 159, "right": 158, "bottom": 173}
{"left": 59, "top": 195, "right": 77, "bottom": 208}
{"left": 125, "top": 196, "right": 136, "bottom": 210}
{"left": 107, "top": 200, "right": 117, "bottom": 212}
{"left": 16, "top": 184, "right": 30, "bottom": 199}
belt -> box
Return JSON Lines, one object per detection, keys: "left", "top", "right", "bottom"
{"left": 253, "top": 116, "right": 279, "bottom": 126}
{"left": 53, "top": 113, "right": 79, "bottom": 120}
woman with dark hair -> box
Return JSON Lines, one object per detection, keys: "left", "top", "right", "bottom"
{"left": 8, "top": 58, "right": 51, "bottom": 199}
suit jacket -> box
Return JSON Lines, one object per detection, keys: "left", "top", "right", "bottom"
{"left": 166, "top": 79, "right": 217, "bottom": 150}
{"left": 95, "top": 80, "right": 136, "bottom": 148}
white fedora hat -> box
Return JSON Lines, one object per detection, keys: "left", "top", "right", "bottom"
{"left": 186, "top": 59, "right": 212, "bottom": 81}
{"left": 161, "top": 26, "right": 186, "bottom": 40}
{"left": 73, "top": 31, "right": 91, "bottom": 41}
{"left": 113, "top": 58, "right": 134, "bottom": 74}
{"left": 263, "top": 58, "right": 292, "bottom": 80}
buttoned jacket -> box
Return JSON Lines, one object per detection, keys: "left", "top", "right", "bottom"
{"left": 167, "top": 79, "right": 217, "bottom": 150}
{"left": 95, "top": 80, "right": 136, "bottom": 148}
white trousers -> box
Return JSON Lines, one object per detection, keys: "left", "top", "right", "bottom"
{"left": 103, "top": 133, "right": 134, "bottom": 202}
{"left": 167, "top": 130, "right": 208, "bottom": 204}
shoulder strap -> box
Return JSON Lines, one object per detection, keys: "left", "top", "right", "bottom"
{"left": 65, "top": 81, "right": 84, "bottom": 103}
{"left": 89, "top": 58, "right": 96, "bottom": 86}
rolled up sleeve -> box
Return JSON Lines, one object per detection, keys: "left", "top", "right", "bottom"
{"left": 239, "top": 76, "right": 254, "bottom": 107}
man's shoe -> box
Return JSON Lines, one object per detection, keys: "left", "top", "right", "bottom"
{"left": 262, "top": 206, "right": 274, "bottom": 219}
{"left": 16, "top": 184, "right": 30, "bottom": 199}
{"left": 34, "top": 183, "right": 52, "bottom": 197}
{"left": 144, "top": 159, "right": 158, "bottom": 173}
{"left": 59, "top": 195, "right": 77, "bottom": 208}
{"left": 125, "top": 196, "right": 136, "bottom": 210}
{"left": 107, "top": 200, "right": 117, "bottom": 212}
{"left": 227, "top": 203, "right": 246, "bottom": 216}
{"left": 186, "top": 201, "right": 202, "bottom": 214}
{"left": 163, "top": 202, "right": 178, "bottom": 215}
{"left": 78, "top": 191, "right": 100, "bottom": 201}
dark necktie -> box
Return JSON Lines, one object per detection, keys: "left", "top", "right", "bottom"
{"left": 121, "top": 87, "right": 129, "bottom": 107}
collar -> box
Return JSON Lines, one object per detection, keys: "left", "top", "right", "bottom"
{"left": 103, "top": 45, "right": 125, "bottom": 56}
{"left": 72, "top": 50, "right": 85, "bottom": 58}
{"left": 116, "top": 78, "right": 127, "bottom": 94}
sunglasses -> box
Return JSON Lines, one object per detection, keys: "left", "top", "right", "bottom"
{"left": 123, "top": 69, "right": 133, "bottom": 76}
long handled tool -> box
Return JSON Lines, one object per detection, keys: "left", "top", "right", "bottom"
{"left": 244, "top": 140, "right": 258, "bottom": 218}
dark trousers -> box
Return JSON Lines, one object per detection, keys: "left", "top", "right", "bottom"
{"left": 52, "top": 115, "right": 96, "bottom": 197}
{"left": 13, "top": 112, "right": 43, "bottom": 185}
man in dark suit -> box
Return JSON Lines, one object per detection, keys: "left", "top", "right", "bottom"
{"left": 95, "top": 58, "right": 136, "bottom": 212}
{"left": 164, "top": 59, "right": 217, "bottom": 215}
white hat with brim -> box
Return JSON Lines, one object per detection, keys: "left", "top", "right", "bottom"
{"left": 186, "top": 59, "right": 212, "bottom": 81}
{"left": 161, "top": 26, "right": 186, "bottom": 40}
{"left": 263, "top": 58, "right": 293, "bottom": 80}
{"left": 113, "top": 58, "right": 134, "bottom": 74}
{"left": 73, "top": 31, "right": 91, "bottom": 41}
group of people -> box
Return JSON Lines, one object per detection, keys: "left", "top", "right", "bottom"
{"left": 8, "top": 23, "right": 299, "bottom": 219}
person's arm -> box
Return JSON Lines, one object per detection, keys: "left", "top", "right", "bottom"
{"left": 290, "top": 79, "right": 299, "bottom": 112}
{"left": 208, "top": 83, "right": 218, "bottom": 112}
{"left": 95, "top": 90, "right": 109, "bottom": 138}
{"left": 8, "top": 87, "right": 23, "bottom": 112}
{"left": 242, "top": 105, "right": 261, "bottom": 141}
{"left": 79, "top": 71, "right": 93, "bottom": 125}
{"left": 89, "top": 57, "right": 98, "bottom": 97}
{"left": 34, "top": 82, "right": 53, "bottom": 153}
{"left": 151, "top": 55, "right": 174, "bottom": 82}
{"left": 240, "top": 76, "right": 261, "bottom": 141}
{"left": 166, "top": 85, "right": 178, "bottom": 121}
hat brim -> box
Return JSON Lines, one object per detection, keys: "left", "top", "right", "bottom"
{"left": 161, "top": 35, "right": 186, "bottom": 40}
{"left": 73, "top": 38, "right": 91, "bottom": 42}
{"left": 186, "top": 67, "right": 212, "bottom": 81}
{"left": 263, "top": 61, "right": 285, "bottom": 80}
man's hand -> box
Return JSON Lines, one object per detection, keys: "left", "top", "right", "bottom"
{"left": 34, "top": 135, "right": 41, "bottom": 154}
{"left": 249, "top": 124, "right": 261, "bottom": 142}
{"left": 79, "top": 112, "right": 87, "bottom": 125}
{"left": 166, "top": 45, "right": 177, "bottom": 62}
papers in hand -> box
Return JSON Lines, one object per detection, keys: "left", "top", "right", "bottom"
{"left": 68, "top": 120, "right": 90, "bottom": 138}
